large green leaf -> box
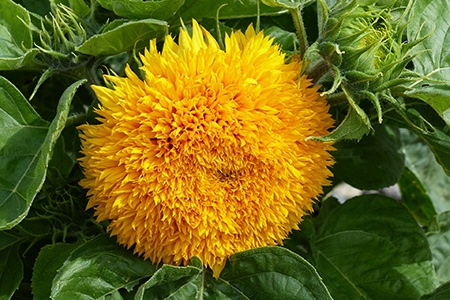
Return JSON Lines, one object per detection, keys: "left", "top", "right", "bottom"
{"left": 0, "top": 0, "right": 40, "bottom": 70}
{"left": 176, "top": 0, "right": 287, "bottom": 21}
{"left": 406, "top": 0, "right": 450, "bottom": 125}
{"left": 221, "top": 247, "right": 333, "bottom": 300}
{"left": 76, "top": 19, "right": 168, "bottom": 56}
{"left": 264, "top": 26, "right": 298, "bottom": 51}
{"left": 390, "top": 103, "right": 450, "bottom": 177}
{"left": 97, "top": 0, "right": 184, "bottom": 20}
{"left": 418, "top": 128, "right": 450, "bottom": 177}
{"left": 15, "top": 212, "right": 52, "bottom": 237}
{"left": 50, "top": 235, "right": 157, "bottom": 299}
{"left": 0, "top": 231, "right": 20, "bottom": 251}
{"left": 401, "top": 129, "right": 450, "bottom": 214}
{"left": 398, "top": 167, "right": 437, "bottom": 226}
{"left": 51, "top": 0, "right": 90, "bottom": 17}
{"left": 0, "top": 78, "right": 86, "bottom": 230}
{"left": 135, "top": 259, "right": 205, "bottom": 300}
{"left": 332, "top": 125, "right": 405, "bottom": 190}
{"left": 421, "top": 281, "right": 450, "bottom": 300}
{"left": 0, "top": 49, "right": 39, "bottom": 71}
{"left": 135, "top": 258, "right": 247, "bottom": 300}
{"left": 137, "top": 247, "right": 332, "bottom": 300}
{"left": 16, "top": 0, "right": 51, "bottom": 16}
{"left": 427, "top": 211, "right": 450, "bottom": 285}
{"left": 32, "top": 243, "right": 80, "bottom": 300}
{"left": 0, "top": 245, "right": 23, "bottom": 299}
{"left": 313, "top": 195, "right": 437, "bottom": 299}
{"left": 261, "top": 0, "right": 314, "bottom": 9}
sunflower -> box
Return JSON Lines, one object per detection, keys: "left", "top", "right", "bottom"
{"left": 78, "top": 20, "right": 334, "bottom": 278}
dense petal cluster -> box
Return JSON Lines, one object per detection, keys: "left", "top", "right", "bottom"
{"left": 78, "top": 20, "right": 334, "bottom": 278}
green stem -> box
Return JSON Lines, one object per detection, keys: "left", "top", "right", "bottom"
{"left": 326, "top": 91, "right": 348, "bottom": 105}
{"left": 89, "top": 0, "right": 97, "bottom": 23}
{"left": 198, "top": 268, "right": 205, "bottom": 300}
{"left": 306, "top": 57, "right": 331, "bottom": 83}
{"left": 289, "top": 7, "right": 308, "bottom": 59}
{"left": 65, "top": 113, "right": 86, "bottom": 128}
{"left": 256, "top": 0, "right": 261, "bottom": 33}
{"left": 85, "top": 58, "right": 102, "bottom": 86}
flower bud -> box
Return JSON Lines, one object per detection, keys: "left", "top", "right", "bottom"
{"left": 319, "top": 1, "right": 410, "bottom": 90}
{"left": 36, "top": 4, "right": 87, "bottom": 66}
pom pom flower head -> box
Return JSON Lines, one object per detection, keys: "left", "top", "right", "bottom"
{"left": 78, "top": 20, "right": 334, "bottom": 278}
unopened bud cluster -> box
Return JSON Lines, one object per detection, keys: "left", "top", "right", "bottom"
{"left": 36, "top": 4, "right": 88, "bottom": 67}
{"left": 319, "top": 1, "right": 416, "bottom": 91}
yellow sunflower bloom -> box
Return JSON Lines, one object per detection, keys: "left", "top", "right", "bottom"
{"left": 78, "top": 20, "right": 334, "bottom": 278}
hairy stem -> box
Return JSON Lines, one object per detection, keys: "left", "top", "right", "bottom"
{"left": 289, "top": 7, "right": 308, "bottom": 59}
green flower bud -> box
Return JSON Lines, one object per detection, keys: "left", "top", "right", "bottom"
{"left": 336, "top": 7, "right": 399, "bottom": 71}
{"left": 308, "top": 0, "right": 428, "bottom": 133}
{"left": 319, "top": 1, "right": 412, "bottom": 90}
{"left": 36, "top": 4, "right": 88, "bottom": 67}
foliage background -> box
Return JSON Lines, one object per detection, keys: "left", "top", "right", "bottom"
{"left": 0, "top": 0, "right": 449, "bottom": 299}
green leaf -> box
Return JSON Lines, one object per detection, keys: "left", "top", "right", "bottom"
{"left": 0, "top": 0, "right": 40, "bottom": 70}
{"left": 76, "top": 19, "right": 168, "bottom": 56}
{"left": 0, "top": 231, "right": 20, "bottom": 251}
{"left": 136, "top": 257, "right": 249, "bottom": 299}
{"left": 332, "top": 125, "right": 405, "bottom": 190}
{"left": 312, "top": 105, "right": 372, "bottom": 142}
{"left": 421, "top": 281, "right": 450, "bottom": 300}
{"left": 390, "top": 101, "right": 450, "bottom": 176}
{"left": 261, "top": 0, "right": 314, "bottom": 9}
{"left": 0, "top": 78, "right": 86, "bottom": 230}
{"left": 32, "top": 243, "right": 80, "bottom": 300}
{"left": 283, "top": 216, "right": 316, "bottom": 261}
{"left": 313, "top": 195, "right": 437, "bottom": 299}
{"left": 97, "top": 0, "right": 184, "bottom": 20}
{"left": 51, "top": 235, "right": 157, "bottom": 300}
{"left": 46, "top": 131, "right": 77, "bottom": 180}
{"left": 0, "top": 49, "right": 40, "bottom": 71}
{"left": 221, "top": 247, "right": 333, "bottom": 300}
{"left": 405, "top": 84, "right": 450, "bottom": 126}
{"left": 0, "top": 245, "right": 23, "bottom": 299}
{"left": 51, "top": 0, "right": 90, "bottom": 17}
{"left": 135, "top": 261, "right": 205, "bottom": 299}
{"left": 16, "top": 0, "right": 51, "bottom": 16}
{"left": 398, "top": 167, "right": 437, "bottom": 226}
{"left": 406, "top": 0, "right": 450, "bottom": 126}
{"left": 427, "top": 211, "right": 450, "bottom": 285}
{"left": 418, "top": 128, "right": 450, "bottom": 177}
{"left": 407, "top": 0, "right": 450, "bottom": 78}
{"left": 264, "top": 26, "right": 298, "bottom": 51}
{"left": 15, "top": 216, "right": 51, "bottom": 237}
{"left": 137, "top": 247, "right": 332, "bottom": 300}
{"left": 0, "top": 0, "right": 33, "bottom": 50}
{"left": 29, "top": 68, "right": 57, "bottom": 101}
{"left": 176, "top": 0, "right": 287, "bottom": 21}
{"left": 401, "top": 129, "right": 450, "bottom": 213}
{"left": 311, "top": 82, "right": 373, "bottom": 142}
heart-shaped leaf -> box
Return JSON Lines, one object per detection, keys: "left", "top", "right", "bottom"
{"left": 0, "top": 78, "right": 86, "bottom": 230}
{"left": 313, "top": 195, "right": 437, "bottom": 299}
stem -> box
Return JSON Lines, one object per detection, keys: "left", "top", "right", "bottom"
{"left": 256, "top": 0, "right": 261, "bottom": 33}
{"left": 65, "top": 113, "right": 86, "bottom": 128}
{"left": 289, "top": 7, "right": 308, "bottom": 59}
{"left": 326, "top": 91, "right": 348, "bottom": 105}
{"left": 216, "top": 4, "right": 228, "bottom": 49}
{"left": 85, "top": 58, "right": 102, "bottom": 86}
{"left": 306, "top": 57, "right": 331, "bottom": 83}
{"left": 89, "top": 0, "right": 97, "bottom": 22}
{"left": 198, "top": 268, "right": 205, "bottom": 300}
